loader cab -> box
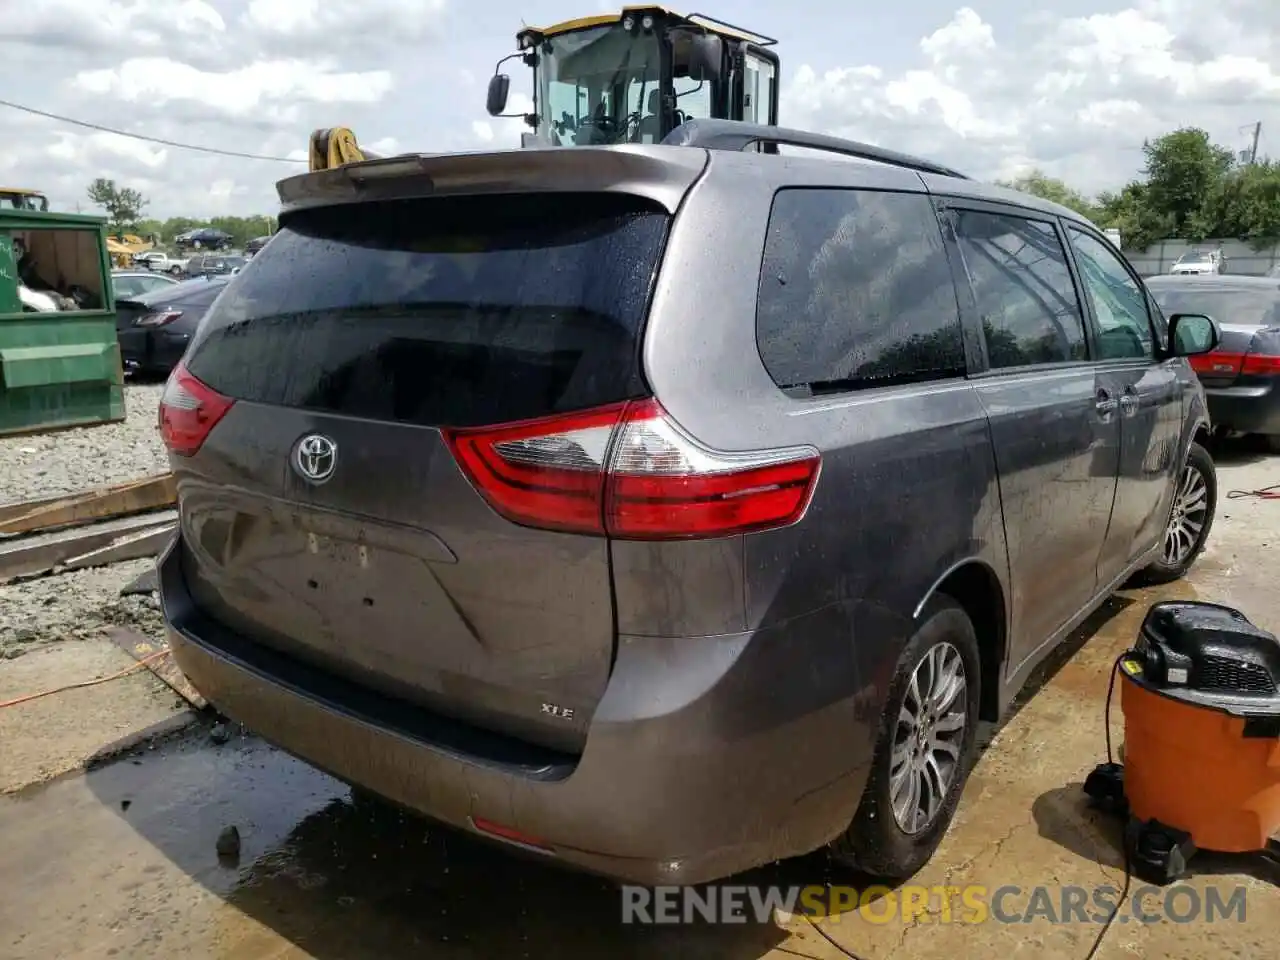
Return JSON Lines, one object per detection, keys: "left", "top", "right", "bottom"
{"left": 486, "top": 8, "right": 779, "bottom": 147}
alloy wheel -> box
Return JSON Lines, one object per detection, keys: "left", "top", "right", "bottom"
{"left": 889, "top": 641, "right": 968, "bottom": 835}
{"left": 1162, "top": 463, "right": 1209, "bottom": 566}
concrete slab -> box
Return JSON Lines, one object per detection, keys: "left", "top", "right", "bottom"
{"left": 0, "top": 442, "right": 1276, "bottom": 958}
{"left": 0, "top": 638, "right": 190, "bottom": 794}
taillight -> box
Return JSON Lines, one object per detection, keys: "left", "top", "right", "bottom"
{"left": 444, "top": 403, "right": 625, "bottom": 534}
{"left": 1241, "top": 352, "right": 1280, "bottom": 375}
{"left": 1188, "top": 351, "right": 1244, "bottom": 375}
{"left": 158, "top": 362, "right": 234, "bottom": 457}
{"left": 443, "top": 399, "right": 821, "bottom": 540}
{"left": 1188, "top": 350, "right": 1280, "bottom": 376}
{"left": 136, "top": 310, "right": 182, "bottom": 327}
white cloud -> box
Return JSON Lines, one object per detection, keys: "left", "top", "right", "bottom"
{"left": 784, "top": 3, "right": 1280, "bottom": 191}
{"left": 241, "top": 0, "right": 447, "bottom": 51}
{"left": 9, "top": 0, "right": 226, "bottom": 53}
{"left": 47, "top": 131, "right": 168, "bottom": 168}
{"left": 73, "top": 58, "right": 393, "bottom": 119}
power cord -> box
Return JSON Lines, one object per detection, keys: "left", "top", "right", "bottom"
{"left": 1081, "top": 654, "right": 1133, "bottom": 960}
{"left": 0, "top": 649, "right": 170, "bottom": 709}
{"left": 801, "top": 654, "right": 1134, "bottom": 960}
{"left": 1226, "top": 483, "right": 1280, "bottom": 501}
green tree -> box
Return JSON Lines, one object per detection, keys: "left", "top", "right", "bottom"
{"left": 1095, "top": 183, "right": 1174, "bottom": 252}
{"left": 997, "top": 170, "right": 1100, "bottom": 222}
{"left": 1193, "top": 160, "right": 1280, "bottom": 247}
{"left": 86, "top": 178, "right": 148, "bottom": 232}
{"left": 1140, "top": 128, "right": 1234, "bottom": 239}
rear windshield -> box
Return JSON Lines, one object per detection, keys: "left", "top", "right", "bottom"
{"left": 184, "top": 193, "right": 668, "bottom": 428}
{"left": 1150, "top": 286, "right": 1280, "bottom": 328}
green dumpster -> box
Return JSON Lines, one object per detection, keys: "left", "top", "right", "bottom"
{"left": 0, "top": 207, "right": 125, "bottom": 437}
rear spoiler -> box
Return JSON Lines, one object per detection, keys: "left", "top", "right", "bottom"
{"left": 277, "top": 144, "right": 709, "bottom": 217}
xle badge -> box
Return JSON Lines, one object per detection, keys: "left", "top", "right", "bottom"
{"left": 541, "top": 703, "right": 575, "bottom": 720}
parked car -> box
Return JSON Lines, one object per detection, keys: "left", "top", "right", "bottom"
{"left": 111, "top": 270, "right": 180, "bottom": 299}
{"left": 131, "top": 251, "right": 188, "bottom": 275}
{"left": 155, "top": 124, "right": 1222, "bottom": 887}
{"left": 174, "top": 227, "right": 233, "bottom": 251}
{"left": 1170, "top": 248, "right": 1225, "bottom": 275}
{"left": 1147, "top": 274, "right": 1280, "bottom": 451}
{"left": 116, "top": 275, "right": 230, "bottom": 376}
{"left": 185, "top": 254, "right": 244, "bottom": 278}
{"left": 245, "top": 235, "right": 272, "bottom": 254}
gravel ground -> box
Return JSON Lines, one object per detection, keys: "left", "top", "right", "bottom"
{"left": 0, "top": 383, "right": 168, "bottom": 507}
{"left": 0, "top": 559, "right": 162, "bottom": 661}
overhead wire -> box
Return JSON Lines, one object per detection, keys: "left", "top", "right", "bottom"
{"left": 0, "top": 97, "right": 306, "bottom": 163}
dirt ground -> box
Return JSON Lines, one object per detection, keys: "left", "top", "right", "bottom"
{"left": 1, "top": 441, "right": 1277, "bottom": 960}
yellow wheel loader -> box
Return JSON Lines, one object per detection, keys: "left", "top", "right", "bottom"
{"left": 484, "top": 7, "right": 780, "bottom": 147}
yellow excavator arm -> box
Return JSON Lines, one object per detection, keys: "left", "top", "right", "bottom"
{"left": 308, "top": 127, "right": 381, "bottom": 172}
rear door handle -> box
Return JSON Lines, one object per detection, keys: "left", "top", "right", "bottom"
{"left": 1119, "top": 392, "right": 1139, "bottom": 415}
{"left": 1096, "top": 393, "right": 1118, "bottom": 415}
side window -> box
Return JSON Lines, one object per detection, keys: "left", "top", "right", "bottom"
{"left": 743, "top": 54, "right": 776, "bottom": 125}
{"left": 951, "top": 210, "right": 1087, "bottom": 368}
{"left": 1067, "top": 227, "right": 1155, "bottom": 360}
{"left": 672, "top": 74, "right": 712, "bottom": 124}
{"left": 755, "top": 188, "right": 966, "bottom": 392}
{"left": 113, "top": 276, "right": 143, "bottom": 298}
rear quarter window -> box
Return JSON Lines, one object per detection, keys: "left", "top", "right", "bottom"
{"left": 755, "top": 187, "right": 966, "bottom": 392}
{"left": 184, "top": 192, "right": 669, "bottom": 428}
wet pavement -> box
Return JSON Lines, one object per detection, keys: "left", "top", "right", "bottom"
{"left": 2, "top": 443, "right": 1279, "bottom": 960}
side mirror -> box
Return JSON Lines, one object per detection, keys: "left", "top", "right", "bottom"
{"left": 1168, "top": 313, "right": 1220, "bottom": 356}
{"left": 486, "top": 74, "right": 511, "bottom": 116}
{"left": 678, "top": 32, "right": 723, "bottom": 81}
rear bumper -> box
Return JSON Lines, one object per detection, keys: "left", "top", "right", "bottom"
{"left": 159, "top": 539, "right": 870, "bottom": 885}
{"left": 1204, "top": 377, "right": 1280, "bottom": 435}
{"left": 119, "top": 328, "right": 189, "bottom": 374}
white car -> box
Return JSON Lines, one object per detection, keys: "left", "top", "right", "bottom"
{"left": 1170, "top": 249, "right": 1224, "bottom": 275}
{"left": 132, "top": 251, "right": 189, "bottom": 276}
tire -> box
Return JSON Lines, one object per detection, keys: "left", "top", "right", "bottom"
{"left": 169, "top": 265, "right": 182, "bottom": 275}
{"left": 830, "top": 594, "right": 981, "bottom": 880}
{"left": 1131, "top": 441, "right": 1217, "bottom": 586}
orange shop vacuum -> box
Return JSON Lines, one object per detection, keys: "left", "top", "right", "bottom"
{"left": 1084, "top": 601, "right": 1280, "bottom": 885}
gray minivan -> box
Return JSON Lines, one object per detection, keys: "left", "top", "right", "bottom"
{"left": 156, "top": 121, "right": 1221, "bottom": 885}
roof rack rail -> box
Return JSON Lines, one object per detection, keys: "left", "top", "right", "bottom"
{"left": 685, "top": 12, "right": 778, "bottom": 46}
{"left": 660, "top": 119, "right": 971, "bottom": 180}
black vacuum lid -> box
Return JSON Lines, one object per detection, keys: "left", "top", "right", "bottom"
{"left": 1132, "top": 601, "right": 1280, "bottom": 718}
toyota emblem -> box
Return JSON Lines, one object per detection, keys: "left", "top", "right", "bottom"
{"left": 292, "top": 433, "right": 337, "bottom": 484}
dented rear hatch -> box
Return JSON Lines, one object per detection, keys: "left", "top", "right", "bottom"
{"left": 164, "top": 182, "right": 683, "bottom": 753}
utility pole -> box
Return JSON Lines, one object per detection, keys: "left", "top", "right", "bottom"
{"left": 1248, "top": 122, "right": 1261, "bottom": 165}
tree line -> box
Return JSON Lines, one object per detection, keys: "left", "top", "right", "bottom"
{"left": 86, "top": 178, "right": 275, "bottom": 250}
{"left": 997, "top": 127, "right": 1279, "bottom": 251}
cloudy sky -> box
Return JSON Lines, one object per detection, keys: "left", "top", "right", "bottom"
{"left": 2, "top": 0, "right": 1276, "bottom": 218}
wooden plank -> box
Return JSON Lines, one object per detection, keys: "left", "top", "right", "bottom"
{"left": 0, "top": 491, "right": 75, "bottom": 524}
{"left": 0, "top": 473, "right": 175, "bottom": 537}
{"left": 58, "top": 523, "right": 177, "bottom": 572}
{"left": 0, "top": 511, "right": 177, "bottom": 582}
{"left": 104, "top": 626, "right": 208, "bottom": 710}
